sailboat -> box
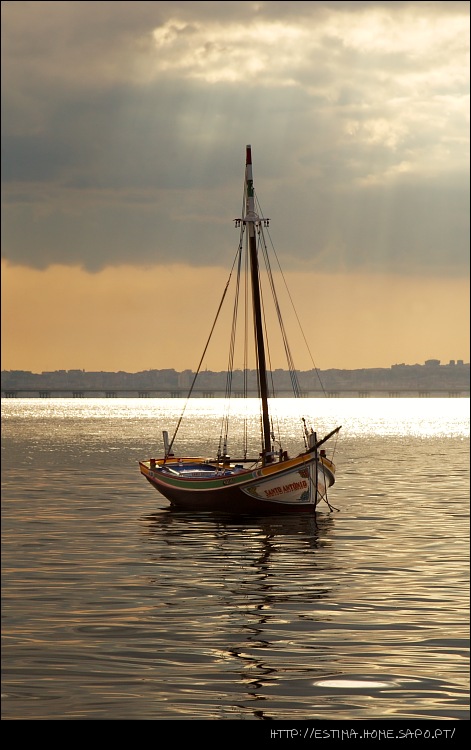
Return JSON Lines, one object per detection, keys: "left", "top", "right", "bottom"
{"left": 139, "top": 145, "right": 341, "bottom": 514}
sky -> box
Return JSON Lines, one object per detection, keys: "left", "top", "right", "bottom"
{"left": 1, "top": 0, "right": 469, "bottom": 374}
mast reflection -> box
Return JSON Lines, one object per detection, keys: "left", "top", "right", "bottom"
{"left": 142, "top": 510, "right": 336, "bottom": 719}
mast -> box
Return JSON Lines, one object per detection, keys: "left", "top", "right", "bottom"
{"left": 245, "top": 145, "right": 272, "bottom": 461}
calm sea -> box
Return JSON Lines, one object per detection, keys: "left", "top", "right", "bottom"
{"left": 1, "top": 397, "right": 469, "bottom": 727}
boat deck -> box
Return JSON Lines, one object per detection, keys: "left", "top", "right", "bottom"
{"left": 152, "top": 461, "right": 252, "bottom": 479}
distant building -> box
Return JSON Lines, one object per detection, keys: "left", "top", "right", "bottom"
{"left": 1, "top": 360, "right": 469, "bottom": 397}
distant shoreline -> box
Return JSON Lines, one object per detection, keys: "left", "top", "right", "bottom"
{"left": 2, "top": 361, "right": 469, "bottom": 399}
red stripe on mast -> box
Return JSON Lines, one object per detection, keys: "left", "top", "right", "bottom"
{"left": 246, "top": 145, "right": 252, "bottom": 165}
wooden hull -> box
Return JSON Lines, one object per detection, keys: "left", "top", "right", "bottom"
{"left": 139, "top": 453, "right": 336, "bottom": 514}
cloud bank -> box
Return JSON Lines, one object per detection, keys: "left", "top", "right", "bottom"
{"left": 2, "top": 1, "right": 469, "bottom": 276}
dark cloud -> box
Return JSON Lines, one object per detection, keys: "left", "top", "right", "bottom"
{"left": 1, "top": 1, "right": 469, "bottom": 276}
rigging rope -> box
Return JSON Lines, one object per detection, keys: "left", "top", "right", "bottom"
{"left": 218, "top": 237, "right": 244, "bottom": 458}
{"left": 165, "top": 184, "right": 335, "bottom": 463}
{"left": 254, "top": 193, "right": 328, "bottom": 397}
{"left": 165, "top": 250, "right": 240, "bottom": 461}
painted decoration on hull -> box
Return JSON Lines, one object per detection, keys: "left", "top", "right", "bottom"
{"left": 242, "top": 467, "right": 315, "bottom": 504}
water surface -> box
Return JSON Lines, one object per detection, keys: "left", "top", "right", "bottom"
{"left": 1, "top": 398, "right": 469, "bottom": 722}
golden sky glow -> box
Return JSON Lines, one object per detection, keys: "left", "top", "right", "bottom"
{"left": 2, "top": 260, "right": 468, "bottom": 372}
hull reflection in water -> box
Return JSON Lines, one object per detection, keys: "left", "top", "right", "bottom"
{"left": 141, "top": 507, "right": 468, "bottom": 721}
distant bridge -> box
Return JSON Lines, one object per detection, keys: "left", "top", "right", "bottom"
{"left": 1, "top": 387, "right": 469, "bottom": 398}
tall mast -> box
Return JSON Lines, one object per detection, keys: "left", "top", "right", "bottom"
{"left": 245, "top": 145, "right": 272, "bottom": 461}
